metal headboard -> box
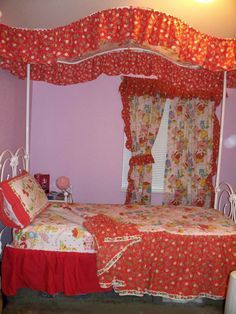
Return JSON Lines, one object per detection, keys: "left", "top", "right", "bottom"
{"left": 0, "top": 147, "right": 26, "bottom": 181}
{"left": 215, "top": 182, "right": 236, "bottom": 223}
{"left": 0, "top": 147, "right": 27, "bottom": 256}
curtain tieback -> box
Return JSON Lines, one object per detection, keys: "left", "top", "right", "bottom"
{"left": 129, "top": 154, "right": 154, "bottom": 166}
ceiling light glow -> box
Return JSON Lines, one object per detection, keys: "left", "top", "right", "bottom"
{"left": 195, "top": 0, "right": 214, "bottom": 3}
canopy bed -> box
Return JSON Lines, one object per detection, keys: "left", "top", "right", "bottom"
{"left": 0, "top": 6, "right": 236, "bottom": 307}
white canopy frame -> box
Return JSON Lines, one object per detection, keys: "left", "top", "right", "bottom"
{"left": 214, "top": 71, "right": 227, "bottom": 207}
{"left": 25, "top": 63, "right": 31, "bottom": 171}
{"left": 24, "top": 50, "right": 232, "bottom": 210}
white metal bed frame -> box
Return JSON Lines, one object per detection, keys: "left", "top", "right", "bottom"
{"left": 0, "top": 147, "right": 26, "bottom": 256}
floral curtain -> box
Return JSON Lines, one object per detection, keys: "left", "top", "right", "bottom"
{"left": 123, "top": 94, "right": 166, "bottom": 204}
{"left": 164, "top": 98, "right": 220, "bottom": 208}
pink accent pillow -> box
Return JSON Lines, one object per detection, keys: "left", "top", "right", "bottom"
{"left": 0, "top": 171, "right": 49, "bottom": 228}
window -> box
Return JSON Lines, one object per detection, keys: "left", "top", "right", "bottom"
{"left": 121, "top": 99, "right": 170, "bottom": 192}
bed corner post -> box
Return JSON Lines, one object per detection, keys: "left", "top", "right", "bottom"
{"left": 214, "top": 71, "right": 227, "bottom": 209}
{"left": 25, "top": 63, "right": 31, "bottom": 172}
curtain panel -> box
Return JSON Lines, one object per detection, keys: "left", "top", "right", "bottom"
{"left": 124, "top": 94, "right": 165, "bottom": 204}
{"left": 120, "top": 77, "right": 166, "bottom": 204}
{"left": 164, "top": 98, "right": 220, "bottom": 208}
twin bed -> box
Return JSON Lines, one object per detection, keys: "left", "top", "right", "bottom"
{"left": 0, "top": 147, "right": 236, "bottom": 301}
{"left": 0, "top": 6, "right": 236, "bottom": 308}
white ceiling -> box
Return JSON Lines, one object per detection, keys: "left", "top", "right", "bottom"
{"left": 0, "top": 0, "right": 235, "bottom": 38}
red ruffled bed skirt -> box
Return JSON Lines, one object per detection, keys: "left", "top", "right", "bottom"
{"left": 2, "top": 247, "right": 111, "bottom": 296}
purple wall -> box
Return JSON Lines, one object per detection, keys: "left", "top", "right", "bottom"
{"left": 0, "top": 69, "right": 26, "bottom": 152}
{"left": 0, "top": 68, "right": 26, "bottom": 244}
{"left": 220, "top": 88, "right": 236, "bottom": 189}
{"left": 30, "top": 75, "right": 236, "bottom": 203}
{"left": 30, "top": 75, "right": 126, "bottom": 204}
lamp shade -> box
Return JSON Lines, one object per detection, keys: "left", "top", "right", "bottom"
{"left": 56, "top": 176, "right": 70, "bottom": 191}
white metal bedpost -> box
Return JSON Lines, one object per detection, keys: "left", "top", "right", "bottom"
{"left": 214, "top": 71, "right": 227, "bottom": 209}
{"left": 25, "top": 63, "right": 31, "bottom": 171}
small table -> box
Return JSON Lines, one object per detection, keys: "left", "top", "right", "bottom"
{"left": 47, "top": 191, "right": 73, "bottom": 203}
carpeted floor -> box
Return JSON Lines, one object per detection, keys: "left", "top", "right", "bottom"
{"left": 3, "top": 290, "right": 225, "bottom": 314}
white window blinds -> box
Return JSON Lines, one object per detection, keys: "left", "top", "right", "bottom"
{"left": 121, "top": 99, "right": 170, "bottom": 192}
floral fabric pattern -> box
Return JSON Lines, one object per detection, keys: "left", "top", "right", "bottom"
{"left": 11, "top": 202, "right": 236, "bottom": 254}
{"left": 0, "top": 171, "right": 49, "bottom": 228}
{"left": 120, "top": 77, "right": 166, "bottom": 204}
{"left": 126, "top": 95, "right": 165, "bottom": 204}
{"left": 11, "top": 203, "right": 95, "bottom": 253}
{"left": 164, "top": 98, "right": 220, "bottom": 208}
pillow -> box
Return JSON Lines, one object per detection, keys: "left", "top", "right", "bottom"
{"left": 0, "top": 171, "right": 49, "bottom": 228}
{"left": 0, "top": 191, "right": 22, "bottom": 228}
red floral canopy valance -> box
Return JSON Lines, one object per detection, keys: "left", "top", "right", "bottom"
{"left": 0, "top": 7, "right": 235, "bottom": 91}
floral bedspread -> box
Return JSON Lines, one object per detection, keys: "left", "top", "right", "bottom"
{"left": 11, "top": 203, "right": 95, "bottom": 252}
{"left": 11, "top": 202, "right": 236, "bottom": 299}
{"left": 12, "top": 202, "right": 236, "bottom": 252}
{"left": 68, "top": 202, "right": 236, "bottom": 236}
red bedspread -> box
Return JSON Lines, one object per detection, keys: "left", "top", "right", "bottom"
{"left": 84, "top": 214, "right": 141, "bottom": 277}
{"left": 84, "top": 214, "right": 236, "bottom": 299}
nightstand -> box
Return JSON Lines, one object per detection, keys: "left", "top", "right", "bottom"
{"left": 47, "top": 191, "right": 65, "bottom": 201}
{"left": 47, "top": 190, "right": 73, "bottom": 203}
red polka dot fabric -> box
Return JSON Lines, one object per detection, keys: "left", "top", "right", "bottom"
{"left": 0, "top": 7, "right": 235, "bottom": 87}
{"left": 84, "top": 210, "right": 236, "bottom": 300}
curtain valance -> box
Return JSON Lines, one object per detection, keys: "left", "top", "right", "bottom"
{"left": 119, "top": 72, "right": 226, "bottom": 106}
{"left": 120, "top": 75, "right": 221, "bottom": 152}
{"left": 0, "top": 7, "right": 235, "bottom": 86}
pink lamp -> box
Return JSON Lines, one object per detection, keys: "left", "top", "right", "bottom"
{"left": 56, "top": 176, "right": 72, "bottom": 202}
{"left": 56, "top": 176, "right": 70, "bottom": 191}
